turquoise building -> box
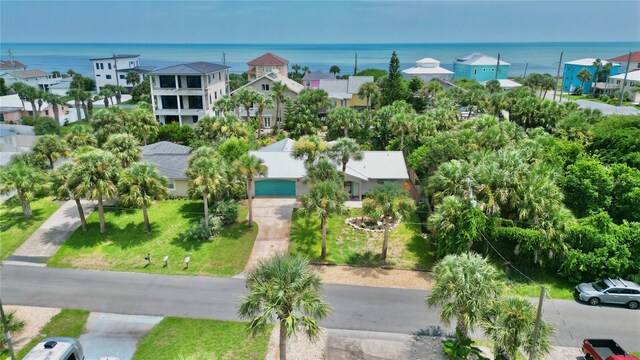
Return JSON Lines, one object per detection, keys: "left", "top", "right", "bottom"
{"left": 453, "top": 53, "right": 510, "bottom": 82}
{"left": 562, "top": 58, "right": 621, "bottom": 94}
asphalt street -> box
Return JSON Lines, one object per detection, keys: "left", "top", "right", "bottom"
{"left": 2, "top": 265, "right": 639, "bottom": 351}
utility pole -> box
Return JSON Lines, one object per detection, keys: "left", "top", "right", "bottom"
{"left": 559, "top": 65, "right": 566, "bottom": 103}
{"left": 0, "top": 297, "right": 16, "bottom": 360}
{"left": 495, "top": 53, "right": 500, "bottom": 80}
{"left": 618, "top": 51, "right": 632, "bottom": 107}
{"left": 529, "top": 287, "right": 546, "bottom": 360}
{"left": 113, "top": 53, "right": 120, "bottom": 86}
{"left": 523, "top": 63, "right": 529, "bottom": 78}
{"left": 553, "top": 51, "right": 564, "bottom": 101}
{"left": 223, "top": 52, "right": 230, "bottom": 94}
{"left": 354, "top": 52, "right": 358, "bottom": 76}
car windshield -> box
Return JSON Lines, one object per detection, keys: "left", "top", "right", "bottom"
{"left": 592, "top": 280, "right": 610, "bottom": 291}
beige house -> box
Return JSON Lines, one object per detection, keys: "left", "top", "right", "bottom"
{"left": 141, "top": 141, "right": 192, "bottom": 197}
{"left": 247, "top": 53, "right": 289, "bottom": 80}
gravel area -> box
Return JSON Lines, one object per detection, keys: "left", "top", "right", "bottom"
{"left": 312, "top": 264, "right": 434, "bottom": 290}
{"left": 265, "top": 324, "right": 327, "bottom": 360}
{"left": 4, "top": 305, "right": 61, "bottom": 351}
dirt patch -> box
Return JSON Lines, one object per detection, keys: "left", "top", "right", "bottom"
{"left": 312, "top": 264, "right": 434, "bottom": 290}
{"left": 63, "top": 253, "right": 110, "bottom": 270}
{"left": 4, "top": 305, "right": 61, "bottom": 352}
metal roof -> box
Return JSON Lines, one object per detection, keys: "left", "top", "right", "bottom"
{"left": 150, "top": 62, "right": 230, "bottom": 75}
{"left": 232, "top": 70, "right": 305, "bottom": 95}
{"left": 565, "top": 58, "right": 618, "bottom": 66}
{"left": 90, "top": 54, "right": 140, "bottom": 61}
{"left": 248, "top": 151, "right": 307, "bottom": 179}
{"left": 347, "top": 76, "right": 374, "bottom": 94}
{"left": 257, "top": 138, "right": 297, "bottom": 152}
{"left": 402, "top": 66, "right": 453, "bottom": 75}
{"left": 12, "top": 69, "right": 49, "bottom": 78}
{"left": 116, "top": 66, "right": 157, "bottom": 74}
{"left": 480, "top": 79, "right": 522, "bottom": 89}
{"left": 302, "top": 71, "right": 335, "bottom": 81}
{"left": 456, "top": 53, "right": 510, "bottom": 66}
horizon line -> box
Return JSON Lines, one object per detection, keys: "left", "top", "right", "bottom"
{"left": 3, "top": 41, "right": 639, "bottom": 46}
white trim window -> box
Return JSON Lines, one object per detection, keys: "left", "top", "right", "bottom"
{"left": 167, "top": 180, "right": 175, "bottom": 190}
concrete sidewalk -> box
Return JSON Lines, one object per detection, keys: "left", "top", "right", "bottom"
{"left": 6, "top": 199, "right": 95, "bottom": 266}
{"left": 239, "top": 198, "right": 296, "bottom": 275}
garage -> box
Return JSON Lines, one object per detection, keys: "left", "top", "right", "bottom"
{"left": 254, "top": 180, "right": 296, "bottom": 197}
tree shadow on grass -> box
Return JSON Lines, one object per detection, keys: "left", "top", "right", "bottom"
{"left": 289, "top": 216, "right": 320, "bottom": 257}
{"left": 177, "top": 202, "right": 205, "bottom": 222}
{"left": 64, "top": 215, "right": 159, "bottom": 250}
{"left": 345, "top": 251, "right": 383, "bottom": 267}
{"left": 0, "top": 208, "right": 46, "bottom": 232}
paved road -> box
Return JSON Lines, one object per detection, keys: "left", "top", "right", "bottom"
{"left": 2, "top": 265, "right": 639, "bottom": 351}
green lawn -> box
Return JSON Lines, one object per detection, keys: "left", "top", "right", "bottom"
{"left": 48, "top": 200, "right": 257, "bottom": 276}
{"left": 0, "top": 196, "right": 61, "bottom": 259}
{"left": 60, "top": 120, "right": 92, "bottom": 135}
{"left": 501, "top": 268, "right": 575, "bottom": 300}
{"left": 289, "top": 208, "right": 433, "bottom": 269}
{"left": 16, "top": 309, "right": 89, "bottom": 359}
{"left": 132, "top": 317, "right": 272, "bottom": 360}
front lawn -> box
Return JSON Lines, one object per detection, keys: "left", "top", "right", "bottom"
{"left": 289, "top": 208, "right": 433, "bottom": 269}
{"left": 132, "top": 317, "right": 272, "bottom": 360}
{"left": 60, "top": 120, "right": 92, "bottom": 135}
{"left": 0, "top": 196, "right": 61, "bottom": 259}
{"left": 16, "top": 309, "right": 89, "bottom": 359}
{"left": 48, "top": 200, "right": 257, "bottom": 276}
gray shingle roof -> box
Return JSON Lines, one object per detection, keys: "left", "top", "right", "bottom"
{"left": 117, "top": 66, "right": 157, "bottom": 74}
{"left": 149, "top": 62, "right": 230, "bottom": 75}
{"left": 141, "top": 142, "right": 192, "bottom": 180}
{"left": 142, "top": 141, "right": 192, "bottom": 155}
{"left": 302, "top": 71, "right": 335, "bottom": 81}
{"left": 347, "top": 76, "right": 374, "bottom": 94}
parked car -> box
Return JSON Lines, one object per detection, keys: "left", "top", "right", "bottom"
{"left": 582, "top": 339, "right": 639, "bottom": 360}
{"left": 23, "top": 337, "right": 84, "bottom": 360}
{"left": 575, "top": 278, "right": 640, "bottom": 309}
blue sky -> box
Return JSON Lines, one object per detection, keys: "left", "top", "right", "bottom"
{"left": 2, "top": 1, "right": 639, "bottom": 44}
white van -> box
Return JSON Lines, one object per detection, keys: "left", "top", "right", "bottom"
{"left": 22, "top": 337, "right": 84, "bottom": 360}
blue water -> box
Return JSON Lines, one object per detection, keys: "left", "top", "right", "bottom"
{"left": 1, "top": 42, "right": 639, "bottom": 77}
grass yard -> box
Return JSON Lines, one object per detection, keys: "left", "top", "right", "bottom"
{"left": 507, "top": 277, "right": 575, "bottom": 300}
{"left": 60, "top": 120, "right": 92, "bottom": 135}
{"left": 132, "top": 317, "right": 272, "bottom": 360}
{"left": 17, "top": 309, "right": 89, "bottom": 359}
{"left": 289, "top": 208, "right": 433, "bottom": 269}
{"left": 0, "top": 196, "right": 61, "bottom": 259}
{"left": 48, "top": 200, "right": 257, "bottom": 276}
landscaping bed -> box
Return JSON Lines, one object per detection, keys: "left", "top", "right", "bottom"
{"left": 48, "top": 200, "right": 257, "bottom": 276}
{"left": 289, "top": 208, "right": 433, "bottom": 269}
{"left": 0, "top": 196, "right": 61, "bottom": 259}
{"left": 132, "top": 317, "right": 272, "bottom": 360}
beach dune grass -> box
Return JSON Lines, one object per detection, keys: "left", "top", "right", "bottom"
{"left": 48, "top": 200, "right": 257, "bottom": 276}
{"left": 132, "top": 317, "right": 272, "bottom": 360}
{"left": 0, "top": 196, "right": 61, "bottom": 259}
{"left": 289, "top": 208, "right": 433, "bottom": 269}
{"left": 17, "top": 309, "right": 90, "bottom": 359}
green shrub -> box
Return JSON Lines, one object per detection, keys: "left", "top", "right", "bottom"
{"left": 33, "top": 116, "right": 61, "bottom": 135}
{"left": 210, "top": 200, "right": 240, "bottom": 226}
{"left": 181, "top": 215, "right": 223, "bottom": 242}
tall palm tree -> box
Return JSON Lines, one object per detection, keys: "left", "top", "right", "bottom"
{"left": 77, "top": 89, "right": 91, "bottom": 122}
{"left": 271, "top": 81, "right": 289, "bottom": 130}
{"left": 213, "top": 94, "right": 239, "bottom": 116}
{"left": 329, "top": 137, "right": 363, "bottom": 172}
{"left": 92, "top": 106, "right": 128, "bottom": 144}
{"left": 68, "top": 150, "right": 120, "bottom": 233}
{"left": 66, "top": 88, "right": 83, "bottom": 121}
{"left": 0, "top": 160, "right": 46, "bottom": 218}
{"left": 291, "top": 135, "right": 328, "bottom": 168}
{"left": 238, "top": 253, "right": 331, "bottom": 360}
{"left": 117, "top": 162, "right": 169, "bottom": 233}
{"left": 305, "top": 157, "right": 343, "bottom": 185}
{"left": 576, "top": 68, "right": 591, "bottom": 93}
{"left": 10, "top": 82, "right": 28, "bottom": 110}
{"left": 255, "top": 94, "right": 273, "bottom": 137}
{"left": 291, "top": 64, "right": 302, "bottom": 75}
{"left": 125, "top": 71, "right": 140, "bottom": 88}
{"left": 51, "top": 162, "right": 88, "bottom": 232}
{"left": 129, "top": 106, "right": 158, "bottom": 145}
{"left": 482, "top": 296, "right": 554, "bottom": 360}
{"left": 234, "top": 87, "right": 261, "bottom": 122}
{"left": 187, "top": 148, "right": 226, "bottom": 229}
{"left": 36, "top": 89, "right": 47, "bottom": 113}
{"left": 390, "top": 112, "right": 415, "bottom": 151}
{"left": 326, "top": 107, "right": 359, "bottom": 138}
{"left": 102, "top": 133, "right": 141, "bottom": 168}
{"left": 65, "top": 125, "right": 97, "bottom": 150}
{"left": 426, "top": 252, "right": 504, "bottom": 339}
{"left": 357, "top": 81, "right": 378, "bottom": 110}
{"left": 235, "top": 154, "right": 268, "bottom": 229}
{"left": 299, "top": 181, "right": 348, "bottom": 259}
{"left": 33, "top": 134, "right": 69, "bottom": 168}
{"left": 45, "top": 92, "right": 64, "bottom": 124}
{"left": 99, "top": 88, "right": 115, "bottom": 107}
{"left": 362, "top": 183, "right": 415, "bottom": 262}
{"left": 329, "top": 65, "right": 340, "bottom": 76}
{"left": 23, "top": 85, "right": 40, "bottom": 117}
{"left": 591, "top": 58, "right": 603, "bottom": 95}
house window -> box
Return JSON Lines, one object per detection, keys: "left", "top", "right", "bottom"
{"left": 261, "top": 84, "right": 270, "bottom": 91}
{"left": 617, "top": 80, "right": 621, "bottom": 84}
{"left": 167, "top": 180, "right": 175, "bottom": 189}
{"left": 45, "top": 110, "right": 49, "bottom": 115}
{"left": 215, "top": 92, "right": 218, "bottom": 99}
{"left": 218, "top": 72, "right": 221, "bottom": 80}
{"left": 95, "top": 63, "right": 99, "bottom": 70}
{"left": 119, "top": 74, "right": 125, "bottom": 79}
{"left": 159, "top": 75, "right": 176, "bottom": 88}
{"left": 491, "top": 68, "right": 494, "bottom": 72}
{"left": 161, "top": 95, "right": 179, "bottom": 109}
{"left": 187, "top": 96, "right": 203, "bottom": 109}
{"left": 483, "top": 68, "right": 486, "bottom": 72}
{"left": 108, "top": 63, "right": 112, "bottom": 70}
{"left": 106, "top": 75, "right": 112, "bottom": 79}
{"left": 186, "top": 76, "right": 202, "bottom": 88}
{"left": 192, "top": 116, "right": 199, "bottom": 123}
{"left": 100, "top": 63, "right": 104, "bottom": 69}
{"left": 263, "top": 116, "right": 272, "bottom": 128}
{"left": 208, "top": 74, "right": 212, "bottom": 83}
{"left": 473, "top": 69, "right": 477, "bottom": 76}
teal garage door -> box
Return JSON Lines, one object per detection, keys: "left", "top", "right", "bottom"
{"left": 255, "top": 180, "right": 296, "bottom": 196}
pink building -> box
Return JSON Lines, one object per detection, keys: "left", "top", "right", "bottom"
{"left": 302, "top": 70, "right": 335, "bottom": 89}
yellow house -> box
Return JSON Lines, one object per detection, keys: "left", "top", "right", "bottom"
{"left": 319, "top": 76, "right": 374, "bottom": 109}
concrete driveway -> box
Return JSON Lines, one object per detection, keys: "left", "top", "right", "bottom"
{"left": 242, "top": 198, "right": 297, "bottom": 273}
{"left": 574, "top": 99, "right": 640, "bottom": 115}
{"left": 78, "top": 312, "right": 162, "bottom": 360}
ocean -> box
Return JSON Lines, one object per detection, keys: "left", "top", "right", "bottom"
{"left": 1, "top": 42, "right": 639, "bottom": 77}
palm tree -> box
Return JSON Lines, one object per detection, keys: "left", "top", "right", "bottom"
{"left": 255, "top": 94, "right": 273, "bottom": 137}
{"left": 271, "top": 82, "right": 289, "bottom": 130}
{"left": 65, "top": 125, "right": 97, "bottom": 150}
{"left": 187, "top": 148, "right": 226, "bottom": 229}
{"left": 235, "top": 154, "right": 267, "bottom": 229}
{"left": 102, "top": 133, "right": 141, "bottom": 168}
{"left": 92, "top": 106, "right": 128, "bottom": 144}
{"left": 99, "top": 88, "right": 115, "bottom": 107}
{"left": 326, "top": 107, "right": 359, "bottom": 138}
{"left": 329, "top": 137, "right": 363, "bottom": 172}
{"left": 357, "top": 81, "right": 378, "bottom": 110}
{"left": 111, "top": 84, "right": 126, "bottom": 105}
{"left": 482, "top": 296, "right": 554, "bottom": 360}
{"left": 36, "top": 89, "right": 47, "bottom": 113}
{"left": 291, "top": 135, "right": 328, "bottom": 168}
{"left": 426, "top": 252, "right": 504, "bottom": 339}
{"left": 576, "top": 68, "right": 592, "bottom": 93}
{"left": 299, "top": 181, "right": 348, "bottom": 259}
{"left": 77, "top": 89, "right": 91, "bottom": 122}
{"left": 129, "top": 106, "right": 158, "bottom": 145}
{"left": 213, "top": 94, "right": 239, "bottom": 116}
{"left": 118, "top": 162, "right": 169, "bottom": 233}
{"left": 591, "top": 58, "right": 603, "bottom": 95}
{"left": 23, "top": 85, "right": 40, "bottom": 116}
{"left": 390, "top": 112, "right": 415, "bottom": 151}
{"left": 69, "top": 150, "right": 120, "bottom": 233}
{"left": 234, "top": 87, "right": 261, "bottom": 122}
{"left": 238, "top": 253, "right": 331, "bottom": 360}
{"left": 291, "top": 64, "right": 302, "bottom": 75}
{"left": 10, "top": 82, "right": 28, "bottom": 110}
{"left": 51, "top": 162, "right": 88, "bottom": 232}
{"left": 33, "top": 134, "right": 69, "bottom": 168}
{"left": 362, "top": 183, "right": 415, "bottom": 262}
{"left": 45, "top": 92, "right": 64, "bottom": 124}
{"left": 66, "top": 88, "right": 84, "bottom": 121}
{"left": 125, "top": 71, "right": 140, "bottom": 88}
{"left": 0, "top": 160, "right": 46, "bottom": 218}
{"left": 305, "top": 157, "right": 343, "bottom": 185}
{"left": 329, "top": 65, "right": 340, "bottom": 76}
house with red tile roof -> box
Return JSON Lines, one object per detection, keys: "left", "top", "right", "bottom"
{"left": 608, "top": 51, "right": 640, "bottom": 72}
{"left": 247, "top": 53, "right": 289, "bottom": 80}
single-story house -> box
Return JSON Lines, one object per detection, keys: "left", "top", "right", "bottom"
{"left": 0, "top": 94, "right": 73, "bottom": 124}
{"left": 318, "top": 76, "right": 374, "bottom": 109}
{"left": 249, "top": 138, "right": 410, "bottom": 199}
{"left": 141, "top": 141, "right": 192, "bottom": 197}
{"left": 480, "top": 78, "right": 522, "bottom": 91}
{"left": 605, "top": 70, "right": 640, "bottom": 104}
